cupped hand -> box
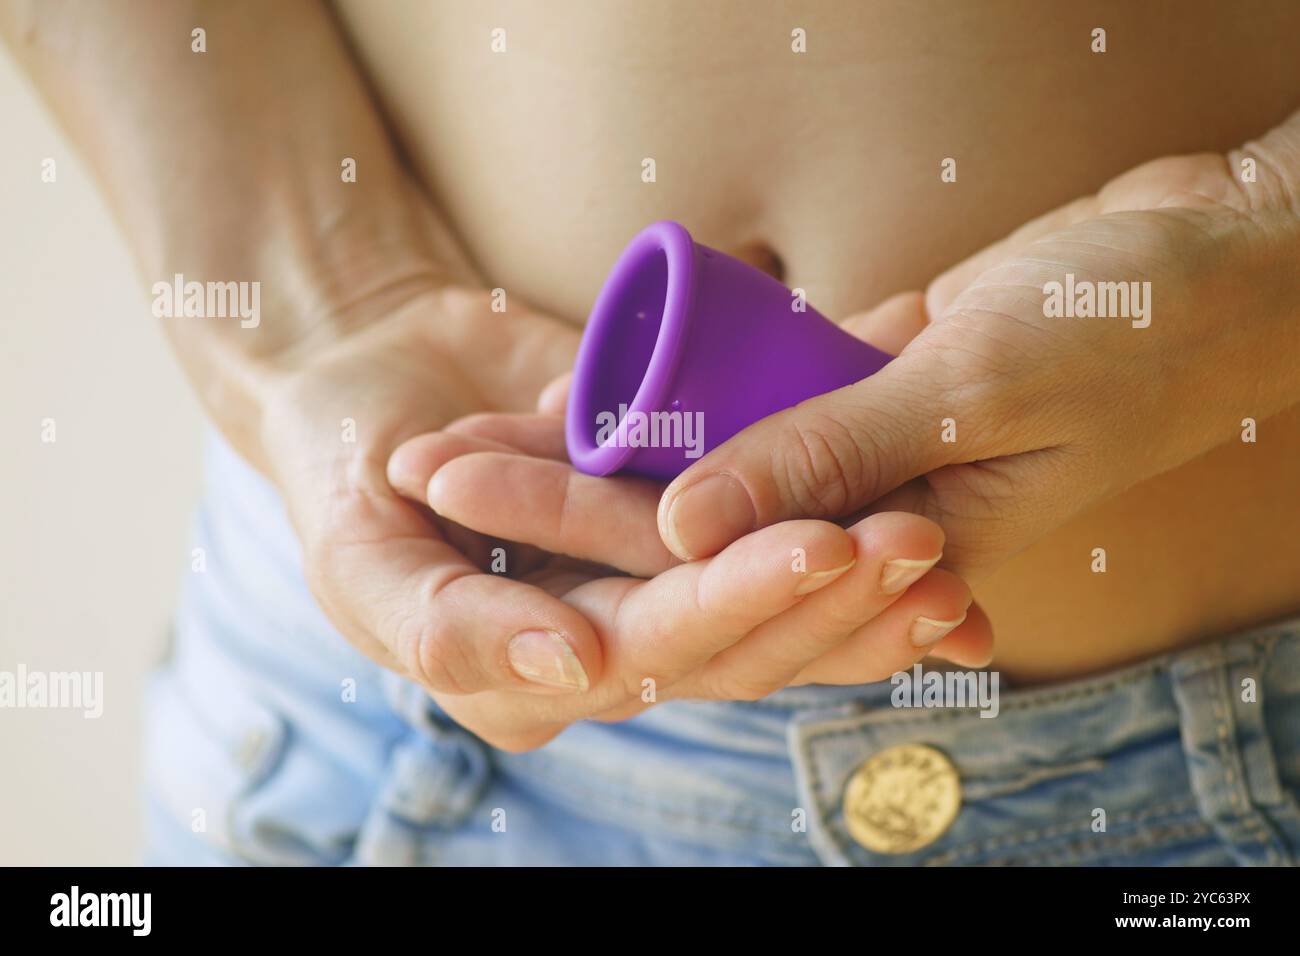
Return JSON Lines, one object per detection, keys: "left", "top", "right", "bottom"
{"left": 259, "top": 282, "right": 617, "bottom": 701}
{"left": 389, "top": 423, "right": 991, "bottom": 749}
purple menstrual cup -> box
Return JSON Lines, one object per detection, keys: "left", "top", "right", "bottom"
{"left": 565, "top": 221, "right": 894, "bottom": 481}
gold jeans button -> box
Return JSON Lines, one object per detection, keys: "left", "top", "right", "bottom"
{"left": 843, "top": 743, "right": 961, "bottom": 854}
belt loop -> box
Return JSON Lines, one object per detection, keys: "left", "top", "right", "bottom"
{"left": 377, "top": 672, "right": 491, "bottom": 825}
{"left": 1169, "top": 639, "right": 1291, "bottom": 865}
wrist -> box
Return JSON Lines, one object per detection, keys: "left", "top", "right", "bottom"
{"left": 159, "top": 212, "right": 451, "bottom": 472}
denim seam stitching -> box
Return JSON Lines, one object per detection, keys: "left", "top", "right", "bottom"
{"left": 803, "top": 664, "right": 1165, "bottom": 739}
{"left": 931, "top": 818, "right": 1218, "bottom": 867}
{"left": 922, "top": 798, "right": 1204, "bottom": 865}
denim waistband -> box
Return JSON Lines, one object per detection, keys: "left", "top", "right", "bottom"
{"left": 479, "top": 617, "right": 1300, "bottom": 865}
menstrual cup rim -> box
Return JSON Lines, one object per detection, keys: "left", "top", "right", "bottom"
{"left": 565, "top": 220, "right": 696, "bottom": 476}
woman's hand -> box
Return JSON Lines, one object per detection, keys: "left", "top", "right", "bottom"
{"left": 654, "top": 112, "right": 1300, "bottom": 580}
{"left": 385, "top": 395, "right": 993, "bottom": 751}
{"left": 256, "top": 282, "right": 642, "bottom": 704}
{"left": 388, "top": 434, "right": 990, "bottom": 751}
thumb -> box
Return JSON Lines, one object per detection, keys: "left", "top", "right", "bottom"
{"left": 656, "top": 347, "right": 962, "bottom": 561}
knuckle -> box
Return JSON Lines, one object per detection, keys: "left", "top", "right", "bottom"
{"left": 773, "top": 412, "right": 868, "bottom": 516}
{"left": 406, "top": 623, "right": 474, "bottom": 696}
{"left": 397, "top": 578, "right": 481, "bottom": 695}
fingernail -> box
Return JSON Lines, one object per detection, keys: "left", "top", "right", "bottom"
{"left": 794, "top": 559, "right": 856, "bottom": 596}
{"left": 880, "top": 555, "right": 942, "bottom": 594}
{"left": 909, "top": 613, "right": 967, "bottom": 647}
{"left": 507, "top": 630, "right": 589, "bottom": 692}
{"left": 662, "top": 474, "right": 756, "bottom": 559}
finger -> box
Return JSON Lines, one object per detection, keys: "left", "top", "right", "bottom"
{"left": 387, "top": 431, "right": 515, "bottom": 502}
{"left": 388, "top": 416, "right": 569, "bottom": 505}
{"left": 434, "top": 598, "right": 994, "bottom": 754}
{"left": 427, "top": 691, "right": 571, "bottom": 754}
{"left": 924, "top": 602, "right": 995, "bottom": 668}
{"left": 387, "top": 419, "right": 567, "bottom": 505}
{"left": 840, "top": 291, "right": 932, "bottom": 356}
{"left": 789, "top": 571, "right": 986, "bottom": 685}
{"left": 445, "top": 412, "right": 569, "bottom": 460}
{"left": 443, "top": 574, "right": 991, "bottom": 749}
{"left": 309, "top": 488, "right": 604, "bottom": 698}
{"left": 429, "top": 450, "right": 675, "bottom": 576}
{"left": 426, "top": 519, "right": 855, "bottom": 746}
{"left": 389, "top": 430, "right": 601, "bottom": 577}
{"left": 681, "top": 511, "right": 947, "bottom": 698}
{"left": 656, "top": 353, "right": 965, "bottom": 561}
{"left": 537, "top": 372, "right": 573, "bottom": 415}
{"left": 566, "top": 518, "right": 856, "bottom": 687}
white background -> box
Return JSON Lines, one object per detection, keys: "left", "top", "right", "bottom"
{"left": 0, "top": 48, "right": 204, "bottom": 865}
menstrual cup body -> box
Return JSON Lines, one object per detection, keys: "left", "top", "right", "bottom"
{"left": 566, "top": 221, "right": 893, "bottom": 480}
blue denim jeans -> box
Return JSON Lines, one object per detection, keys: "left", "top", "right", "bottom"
{"left": 143, "top": 435, "right": 1300, "bottom": 865}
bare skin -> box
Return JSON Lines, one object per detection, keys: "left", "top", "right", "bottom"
{"left": 3, "top": 0, "right": 988, "bottom": 753}
{"left": 339, "top": 0, "right": 1300, "bottom": 684}
{"left": 4, "top": 2, "right": 1296, "bottom": 755}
